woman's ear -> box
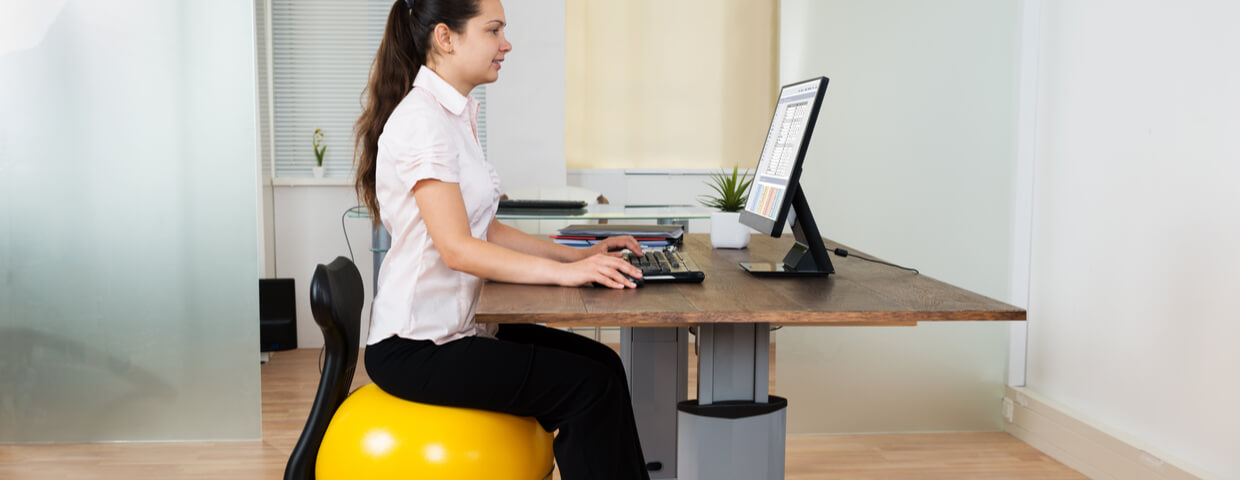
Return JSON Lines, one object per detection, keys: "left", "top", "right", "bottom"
{"left": 433, "top": 23, "right": 455, "bottom": 54}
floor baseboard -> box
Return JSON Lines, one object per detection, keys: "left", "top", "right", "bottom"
{"left": 1002, "top": 386, "right": 1211, "bottom": 480}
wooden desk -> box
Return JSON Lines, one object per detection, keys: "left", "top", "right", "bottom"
{"left": 476, "top": 234, "right": 1025, "bottom": 480}
{"left": 478, "top": 234, "right": 1025, "bottom": 326}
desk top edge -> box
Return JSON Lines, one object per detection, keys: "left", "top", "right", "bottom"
{"left": 476, "top": 234, "right": 1028, "bottom": 325}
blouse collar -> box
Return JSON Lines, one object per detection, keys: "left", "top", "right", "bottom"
{"left": 413, "top": 65, "right": 473, "bottom": 117}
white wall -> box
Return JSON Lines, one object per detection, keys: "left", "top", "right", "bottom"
{"left": 485, "top": 0, "right": 566, "bottom": 192}
{"left": 1026, "top": 2, "right": 1240, "bottom": 477}
{"left": 776, "top": 0, "right": 1025, "bottom": 433}
{"left": 272, "top": 183, "right": 375, "bottom": 349}
{"left": 260, "top": 179, "right": 276, "bottom": 278}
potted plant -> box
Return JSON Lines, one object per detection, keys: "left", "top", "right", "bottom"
{"left": 312, "top": 128, "right": 327, "bottom": 178}
{"left": 698, "top": 166, "right": 754, "bottom": 249}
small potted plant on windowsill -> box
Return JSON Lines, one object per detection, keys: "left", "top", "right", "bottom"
{"left": 698, "top": 166, "right": 754, "bottom": 249}
{"left": 312, "top": 128, "right": 327, "bottom": 178}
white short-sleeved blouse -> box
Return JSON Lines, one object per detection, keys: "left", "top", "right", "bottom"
{"left": 367, "top": 65, "right": 502, "bottom": 346}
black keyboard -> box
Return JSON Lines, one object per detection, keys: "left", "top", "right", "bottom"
{"left": 624, "top": 247, "right": 705, "bottom": 284}
{"left": 498, "top": 199, "right": 588, "bottom": 210}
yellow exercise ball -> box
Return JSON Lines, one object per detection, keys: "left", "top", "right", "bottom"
{"left": 316, "top": 384, "right": 555, "bottom": 480}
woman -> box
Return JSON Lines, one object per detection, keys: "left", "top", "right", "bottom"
{"left": 353, "top": 0, "right": 651, "bottom": 478}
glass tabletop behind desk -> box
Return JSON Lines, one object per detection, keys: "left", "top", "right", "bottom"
{"left": 495, "top": 204, "right": 711, "bottom": 222}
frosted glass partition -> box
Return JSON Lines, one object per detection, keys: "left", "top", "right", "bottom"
{"left": 0, "top": 1, "right": 262, "bottom": 441}
{"left": 776, "top": 0, "right": 1022, "bottom": 433}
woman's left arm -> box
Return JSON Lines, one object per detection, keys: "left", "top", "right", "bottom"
{"left": 486, "top": 218, "right": 642, "bottom": 263}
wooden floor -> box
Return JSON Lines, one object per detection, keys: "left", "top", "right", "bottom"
{"left": 0, "top": 347, "right": 1084, "bottom": 480}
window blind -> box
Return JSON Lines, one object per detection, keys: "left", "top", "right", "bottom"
{"left": 565, "top": 0, "right": 777, "bottom": 170}
{"left": 256, "top": 0, "right": 486, "bottom": 179}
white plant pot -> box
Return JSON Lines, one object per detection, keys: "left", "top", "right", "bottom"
{"left": 710, "top": 211, "right": 750, "bottom": 249}
{"left": 312, "top": 166, "right": 326, "bottom": 178}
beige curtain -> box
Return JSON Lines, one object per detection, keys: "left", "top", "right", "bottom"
{"left": 566, "top": 0, "right": 779, "bottom": 169}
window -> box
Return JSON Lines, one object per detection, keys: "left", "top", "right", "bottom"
{"left": 565, "top": 0, "right": 778, "bottom": 170}
{"left": 255, "top": 0, "right": 487, "bottom": 178}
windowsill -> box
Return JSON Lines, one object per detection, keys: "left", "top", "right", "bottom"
{"left": 270, "top": 177, "right": 353, "bottom": 187}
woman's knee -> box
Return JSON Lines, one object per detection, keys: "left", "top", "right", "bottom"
{"left": 591, "top": 368, "right": 629, "bottom": 407}
{"left": 589, "top": 343, "right": 628, "bottom": 382}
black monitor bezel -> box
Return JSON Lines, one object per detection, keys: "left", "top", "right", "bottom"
{"left": 740, "top": 76, "right": 830, "bottom": 238}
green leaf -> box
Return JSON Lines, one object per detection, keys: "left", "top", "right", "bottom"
{"left": 699, "top": 165, "right": 752, "bottom": 212}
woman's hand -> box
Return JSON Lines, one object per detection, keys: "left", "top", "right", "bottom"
{"left": 556, "top": 253, "right": 643, "bottom": 289}
{"left": 578, "top": 235, "right": 644, "bottom": 260}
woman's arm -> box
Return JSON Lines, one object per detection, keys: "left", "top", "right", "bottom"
{"left": 487, "top": 218, "right": 643, "bottom": 263}
{"left": 486, "top": 219, "right": 587, "bottom": 262}
{"left": 415, "top": 179, "right": 642, "bottom": 288}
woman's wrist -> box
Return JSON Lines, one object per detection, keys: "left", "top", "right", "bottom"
{"left": 536, "top": 255, "right": 572, "bottom": 284}
{"left": 563, "top": 244, "right": 589, "bottom": 262}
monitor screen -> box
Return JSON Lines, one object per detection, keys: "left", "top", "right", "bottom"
{"left": 741, "top": 77, "right": 828, "bottom": 237}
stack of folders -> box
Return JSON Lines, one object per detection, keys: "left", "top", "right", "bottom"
{"left": 551, "top": 224, "right": 684, "bottom": 249}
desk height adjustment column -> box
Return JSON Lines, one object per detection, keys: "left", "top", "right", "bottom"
{"left": 620, "top": 327, "right": 689, "bottom": 479}
{"left": 678, "top": 323, "right": 787, "bottom": 480}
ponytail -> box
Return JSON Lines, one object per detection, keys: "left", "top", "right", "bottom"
{"left": 354, "top": 0, "right": 479, "bottom": 228}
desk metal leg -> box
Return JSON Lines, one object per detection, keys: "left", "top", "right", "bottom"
{"left": 620, "top": 327, "right": 688, "bottom": 479}
{"left": 678, "top": 323, "right": 786, "bottom": 480}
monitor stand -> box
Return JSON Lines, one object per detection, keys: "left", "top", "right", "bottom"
{"left": 740, "top": 185, "right": 834, "bottom": 277}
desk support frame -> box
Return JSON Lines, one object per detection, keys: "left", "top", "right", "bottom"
{"left": 697, "top": 323, "right": 770, "bottom": 405}
{"left": 620, "top": 327, "right": 689, "bottom": 479}
{"left": 680, "top": 322, "right": 785, "bottom": 480}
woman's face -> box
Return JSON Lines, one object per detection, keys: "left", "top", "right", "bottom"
{"left": 455, "top": 0, "right": 512, "bottom": 87}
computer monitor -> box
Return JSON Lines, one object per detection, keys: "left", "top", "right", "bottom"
{"left": 739, "top": 77, "right": 834, "bottom": 277}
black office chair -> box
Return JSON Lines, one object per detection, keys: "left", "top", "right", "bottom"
{"left": 284, "top": 257, "right": 363, "bottom": 480}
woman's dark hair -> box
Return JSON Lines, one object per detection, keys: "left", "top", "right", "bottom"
{"left": 355, "top": 0, "right": 480, "bottom": 227}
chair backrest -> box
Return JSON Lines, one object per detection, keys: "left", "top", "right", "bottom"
{"left": 284, "top": 257, "right": 364, "bottom": 480}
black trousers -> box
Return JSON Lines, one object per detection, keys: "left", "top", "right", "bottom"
{"left": 365, "top": 324, "right": 651, "bottom": 480}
